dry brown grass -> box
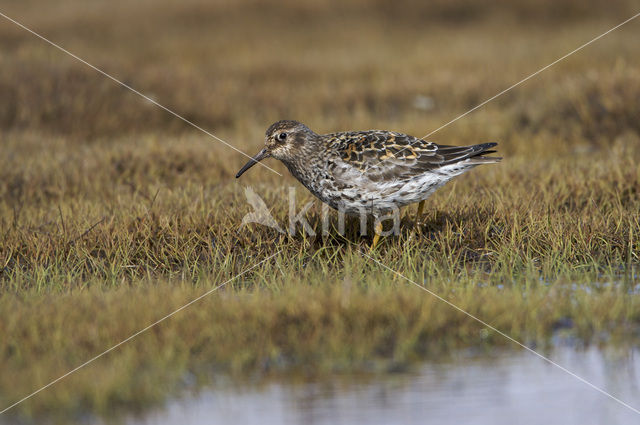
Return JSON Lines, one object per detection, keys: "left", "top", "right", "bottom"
{"left": 1, "top": 0, "right": 639, "bottom": 421}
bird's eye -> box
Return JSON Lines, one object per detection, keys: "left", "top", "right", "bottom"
{"left": 278, "top": 132, "right": 287, "bottom": 141}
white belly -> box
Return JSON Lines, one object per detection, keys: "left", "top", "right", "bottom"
{"left": 319, "top": 161, "right": 477, "bottom": 215}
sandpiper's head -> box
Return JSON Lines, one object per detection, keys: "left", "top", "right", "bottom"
{"left": 236, "top": 120, "right": 315, "bottom": 178}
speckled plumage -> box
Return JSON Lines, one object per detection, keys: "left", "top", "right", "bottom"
{"left": 236, "top": 120, "right": 501, "bottom": 215}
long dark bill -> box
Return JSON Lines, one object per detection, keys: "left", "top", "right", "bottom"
{"left": 235, "top": 148, "right": 269, "bottom": 178}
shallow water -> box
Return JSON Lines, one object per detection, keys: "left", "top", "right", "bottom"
{"left": 128, "top": 345, "right": 640, "bottom": 425}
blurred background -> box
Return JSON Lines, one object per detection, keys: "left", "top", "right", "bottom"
{"left": 1, "top": 0, "right": 638, "bottom": 150}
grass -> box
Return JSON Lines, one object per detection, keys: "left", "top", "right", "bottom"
{"left": 1, "top": 0, "right": 640, "bottom": 422}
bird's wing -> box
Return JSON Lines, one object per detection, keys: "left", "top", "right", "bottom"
{"left": 326, "top": 131, "right": 497, "bottom": 182}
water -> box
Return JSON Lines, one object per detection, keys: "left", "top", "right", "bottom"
{"left": 128, "top": 345, "right": 640, "bottom": 425}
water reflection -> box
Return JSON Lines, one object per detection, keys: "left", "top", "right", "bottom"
{"left": 129, "top": 346, "right": 640, "bottom": 425}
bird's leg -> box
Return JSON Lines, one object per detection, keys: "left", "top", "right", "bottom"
{"left": 371, "top": 220, "right": 383, "bottom": 249}
{"left": 416, "top": 200, "right": 426, "bottom": 225}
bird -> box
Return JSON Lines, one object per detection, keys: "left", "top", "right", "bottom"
{"left": 236, "top": 120, "right": 500, "bottom": 247}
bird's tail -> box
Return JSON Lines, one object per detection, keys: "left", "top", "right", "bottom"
{"left": 468, "top": 142, "right": 501, "bottom": 164}
{"left": 438, "top": 142, "right": 501, "bottom": 165}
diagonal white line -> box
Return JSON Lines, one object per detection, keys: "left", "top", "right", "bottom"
{"left": 0, "top": 251, "right": 281, "bottom": 415}
{"left": 363, "top": 11, "right": 640, "bottom": 175}
{"left": 0, "top": 11, "right": 282, "bottom": 177}
{"left": 360, "top": 251, "right": 640, "bottom": 416}
{"left": 419, "top": 11, "right": 640, "bottom": 141}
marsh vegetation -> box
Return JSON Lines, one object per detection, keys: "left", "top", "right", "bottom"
{"left": 0, "top": 0, "right": 639, "bottom": 422}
